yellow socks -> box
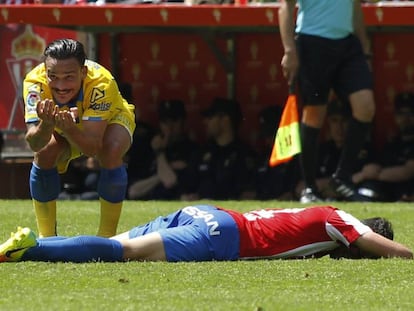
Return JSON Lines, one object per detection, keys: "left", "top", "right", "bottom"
{"left": 33, "top": 198, "right": 122, "bottom": 237}
{"left": 97, "top": 198, "right": 122, "bottom": 237}
{"left": 33, "top": 200, "right": 57, "bottom": 237}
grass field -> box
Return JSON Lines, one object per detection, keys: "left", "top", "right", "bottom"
{"left": 1, "top": 200, "right": 413, "bottom": 311}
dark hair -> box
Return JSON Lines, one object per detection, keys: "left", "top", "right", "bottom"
{"left": 43, "top": 39, "right": 87, "bottom": 66}
{"left": 361, "top": 217, "right": 394, "bottom": 240}
{"left": 202, "top": 97, "right": 243, "bottom": 132}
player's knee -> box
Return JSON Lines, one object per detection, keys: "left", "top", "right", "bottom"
{"left": 98, "top": 166, "right": 127, "bottom": 203}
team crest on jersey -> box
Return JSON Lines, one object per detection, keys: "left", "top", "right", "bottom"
{"left": 90, "top": 87, "right": 105, "bottom": 103}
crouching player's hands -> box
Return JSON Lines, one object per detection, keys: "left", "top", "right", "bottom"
{"left": 37, "top": 99, "right": 58, "bottom": 127}
{"left": 55, "top": 107, "right": 78, "bottom": 131}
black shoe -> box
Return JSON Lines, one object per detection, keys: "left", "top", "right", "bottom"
{"left": 300, "top": 187, "right": 324, "bottom": 203}
{"left": 329, "top": 176, "right": 370, "bottom": 202}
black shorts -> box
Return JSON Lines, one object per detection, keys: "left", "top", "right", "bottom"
{"left": 296, "top": 34, "right": 373, "bottom": 105}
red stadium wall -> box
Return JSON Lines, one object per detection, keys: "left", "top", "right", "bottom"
{"left": 1, "top": 20, "right": 414, "bottom": 150}
{"left": 372, "top": 32, "right": 414, "bottom": 148}
{"left": 98, "top": 30, "right": 414, "bottom": 149}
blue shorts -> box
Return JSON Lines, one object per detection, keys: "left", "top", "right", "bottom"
{"left": 128, "top": 205, "right": 240, "bottom": 262}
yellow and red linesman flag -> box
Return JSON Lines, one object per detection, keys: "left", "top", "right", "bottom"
{"left": 269, "top": 92, "right": 301, "bottom": 167}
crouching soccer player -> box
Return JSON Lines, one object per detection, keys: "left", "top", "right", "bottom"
{"left": 24, "top": 38, "right": 135, "bottom": 237}
{"left": 1, "top": 204, "right": 412, "bottom": 263}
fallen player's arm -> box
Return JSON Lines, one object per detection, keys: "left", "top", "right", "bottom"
{"left": 354, "top": 231, "right": 413, "bottom": 259}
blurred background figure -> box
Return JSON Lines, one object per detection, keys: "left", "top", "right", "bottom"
{"left": 254, "top": 105, "right": 299, "bottom": 200}
{"left": 128, "top": 100, "right": 199, "bottom": 200}
{"left": 353, "top": 92, "right": 414, "bottom": 201}
{"left": 181, "top": 98, "right": 256, "bottom": 201}
{"left": 120, "top": 82, "right": 156, "bottom": 194}
{"left": 0, "top": 130, "right": 4, "bottom": 156}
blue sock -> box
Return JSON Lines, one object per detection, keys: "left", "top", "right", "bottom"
{"left": 23, "top": 236, "right": 124, "bottom": 263}
{"left": 30, "top": 163, "right": 60, "bottom": 202}
{"left": 98, "top": 166, "right": 127, "bottom": 203}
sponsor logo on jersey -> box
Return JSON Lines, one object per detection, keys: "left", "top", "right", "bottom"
{"left": 90, "top": 102, "right": 111, "bottom": 111}
{"left": 90, "top": 87, "right": 105, "bottom": 102}
{"left": 89, "top": 87, "right": 111, "bottom": 111}
{"left": 26, "top": 92, "right": 40, "bottom": 107}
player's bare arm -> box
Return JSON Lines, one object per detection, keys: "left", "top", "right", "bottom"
{"left": 354, "top": 231, "right": 413, "bottom": 259}
{"left": 25, "top": 99, "right": 58, "bottom": 152}
{"left": 353, "top": 0, "right": 371, "bottom": 56}
{"left": 279, "top": 0, "right": 299, "bottom": 85}
{"left": 377, "top": 159, "right": 414, "bottom": 183}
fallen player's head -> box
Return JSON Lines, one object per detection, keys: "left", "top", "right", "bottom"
{"left": 330, "top": 217, "right": 394, "bottom": 260}
{"left": 361, "top": 217, "right": 394, "bottom": 240}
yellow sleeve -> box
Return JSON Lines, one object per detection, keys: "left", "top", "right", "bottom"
{"left": 23, "top": 64, "right": 49, "bottom": 124}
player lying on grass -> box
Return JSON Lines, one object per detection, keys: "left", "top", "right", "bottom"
{"left": 1, "top": 205, "right": 412, "bottom": 263}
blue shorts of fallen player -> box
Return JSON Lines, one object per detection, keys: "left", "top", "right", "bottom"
{"left": 128, "top": 205, "right": 240, "bottom": 262}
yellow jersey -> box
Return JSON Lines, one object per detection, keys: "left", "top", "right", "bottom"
{"left": 23, "top": 59, "right": 135, "bottom": 136}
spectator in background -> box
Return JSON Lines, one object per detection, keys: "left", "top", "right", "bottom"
{"left": 295, "top": 99, "right": 375, "bottom": 200}
{"left": 0, "top": 130, "right": 4, "bottom": 156}
{"left": 181, "top": 98, "right": 256, "bottom": 201}
{"left": 254, "top": 105, "right": 299, "bottom": 200}
{"left": 119, "top": 82, "right": 156, "bottom": 191}
{"left": 353, "top": 92, "right": 414, "bottom": 201}
{"left": 2, "top": 0, "right": 36, "bottom": 3}
{"left": 125, "top": 118, "right": 156, "bottom": 192}
{"left": 128, "top": 100, "right": 198, "bottom": 200}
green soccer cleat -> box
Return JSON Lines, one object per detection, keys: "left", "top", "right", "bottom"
{"left": 0, "top": 227, "right": 37, "bottom": 262}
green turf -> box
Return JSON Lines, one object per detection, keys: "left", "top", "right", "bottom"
{"left": 1, "top": 200, "right": 413, "bottom": 311}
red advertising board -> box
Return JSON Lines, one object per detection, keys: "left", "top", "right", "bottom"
{"left": 101, "top": 33, "right": 229, "bottom": 142}
{"left": 372, "top": 32, "right": 414, "bottom": 148}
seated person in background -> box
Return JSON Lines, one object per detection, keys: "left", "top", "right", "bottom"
{"left": 296, "top": 99, "right": 375, "bottom": 200}
{"left": 353, "top": 92, "right": 414, "bottom": 201}
{"left": 0, "top": 130, "right": 3, "bottom": 155}
{"left": 181, "top": 98, "right": 257, "bottom": 201}
{"left": 128, "top": 100, "right": 199, "bottom": 200}
{"left": 58, "top": 156, "right": 100, "bottom": 200}
{"left": 254, "top": 105, "right": 299, "bottom": 200}
{"left": 125, "top": 117, "right": 155, "bottom": 192}
{"left": 119, "top": 83, "right": 157, "bottom": 195}
{"left": 1, "top": 204, "right": 412, "bottom": 263}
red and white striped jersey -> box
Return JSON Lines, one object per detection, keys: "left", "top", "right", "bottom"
{"left": 224, "top": 206, "right": 372, "bottom": 259}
